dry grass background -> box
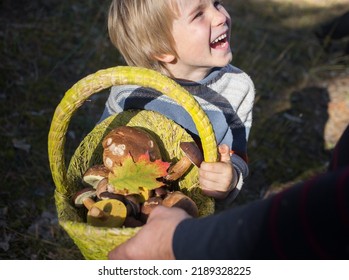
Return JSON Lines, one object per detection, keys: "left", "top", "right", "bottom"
{"left": 0, "top": 0, "right": 348, "bottom": 259}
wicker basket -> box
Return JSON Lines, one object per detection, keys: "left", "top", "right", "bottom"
{"left": 48, "top": 66, "right": 218, "bottom": 259}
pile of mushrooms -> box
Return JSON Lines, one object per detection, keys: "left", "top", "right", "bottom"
{"left": 72, "top": 126, "right": 202, "bottom": 228}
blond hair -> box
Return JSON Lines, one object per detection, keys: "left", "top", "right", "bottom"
{"left": 108, "top": 0, "right": 178, "bottom": 74}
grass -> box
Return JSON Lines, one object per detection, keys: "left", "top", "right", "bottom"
{"left": 0, "top": 0, "right": 348, "bottom": 259}
{"left": 229, "top": 0, "right": 349, "bottom": 201}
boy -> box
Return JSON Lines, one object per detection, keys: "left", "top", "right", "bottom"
{"left": 99, "top": 0, "right": 255, "bottom": 209}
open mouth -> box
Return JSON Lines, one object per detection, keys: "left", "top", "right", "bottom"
{"left": 210, "top": 33, "right": 228, "bottom": 49}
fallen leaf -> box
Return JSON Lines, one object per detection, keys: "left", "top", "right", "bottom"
{"left": 109, "top": 153, "right": 170, "bottom": 193}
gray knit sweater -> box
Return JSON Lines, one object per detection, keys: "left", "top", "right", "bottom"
{"left": 99, "top": 64, "right": 255, "bottom": 209}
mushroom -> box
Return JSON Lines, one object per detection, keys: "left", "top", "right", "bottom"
{"left": 154, "top": 186, "right": 169, "bottom": 198}
{"left": 108, "top": 187, "right": 152, "bottom": 203}
{"left": 95, "top": 178, "right": 109, "bottom": 199}
{"left": 86, "top": 199, "right": 127, "bottom": 228}
{"left": 124, "top": 195, "right": 142, "bottom": 217}
{"left": 164, "top": 142, "right": 204, "bottom": 181}
{"left": 98, "top": 191, "right": 125, "bottom": 203}
{"left": 82, "top": 164, "right": 110, "bottom": 189}
{"left": 73, "top": 187, "right": 107, "bottom": 219}
{"left": 102, "top": 126, "right": 162, "bottom": 171}
{"left": 99, "top": 192, "right": 141, "bottom": 218}
{"left": 140, "top": 196, "right": 163, "bottom": 223}
{"left": 162, "top": 191, "right": 199, "bottom": 218}
{"left": 123, "top": 216, "right": 144, "bottom": 228}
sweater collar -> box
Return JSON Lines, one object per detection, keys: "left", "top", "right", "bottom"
{"left": 175, "top": 67, "right": 224, "bottom": 87}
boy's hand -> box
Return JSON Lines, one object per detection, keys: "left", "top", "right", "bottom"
{"left": 199, "top": 144, "right": 237, "bottom": 199}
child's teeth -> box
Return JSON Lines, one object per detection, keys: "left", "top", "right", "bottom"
{"left": 212, "top": 34, "right": 226, "bottom": 44}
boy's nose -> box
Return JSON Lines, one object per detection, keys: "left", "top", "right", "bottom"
{"left": 210, "top": 6, "right": 229, "bottom": 27}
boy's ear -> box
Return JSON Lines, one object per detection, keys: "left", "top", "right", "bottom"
{"left": 154, "top": 53, "right": 176, "bottom": 63}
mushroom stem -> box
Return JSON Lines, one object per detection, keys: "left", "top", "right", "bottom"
{"left": 83, "top": 197, "right": 107, "bottom": 218}
{"left": 82, "top": 197, "right": 95, "bottom": 210}
{"left": 89, "top": 206, "right": 109, "bottom": 219}
{"left": 164, "top": 142, "right": 203, "bottom": 181}
{"left": 164, "top": 156, "right": 192, "bottom": 181}
{"left": 162, "top": 191, "right": 199, "bottom": 217}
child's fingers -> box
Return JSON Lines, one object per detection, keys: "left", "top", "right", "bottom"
{"left": 200, "top": 165, "right": 224, "bottom": 181}
{"left": 200, "top": 161, "right": 230, "bottom": 173}
{"left": 199, "top": 177, "right": 231, "bottom": 199}
{"left": 218, "top": 144, "right": 231, "bottom": 162}
{"left": 199, "top": 163, "right": 232, "bottom": 185}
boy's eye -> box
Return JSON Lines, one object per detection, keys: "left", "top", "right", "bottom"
{"left": 214, "top": 0, "right": 223, "bottom": 8}
{"left": 193, "top": 11, "right": 203, "bottom": 19}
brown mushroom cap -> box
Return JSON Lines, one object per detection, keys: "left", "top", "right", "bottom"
{"left": 73, "top": 187, "right": 96, "bottom": 207}
{"left": 123, "top": 216, "right": 144, "bottom": 228}
{"left": 102, "top": 126, "right": 162, "bottom": 171}
{"left": 124, "top": 195, "right": 141, "bottom": 217}
{"left": 180, "top": 142, "right": 203, "bottom": 167}
{"left": 154, "top": 186, "right": 169, "bottom": 198}
{"left": 140, "top": 196, "right": 163, "bottom": 223}
{"left": 162, "top": 191, "right": 199, "bottom": 218}
{"left": 99, "top": 191, "right": 125, "bottom": 202}
{"left": 82, "top": 164, "right": 110, "bottom": 189}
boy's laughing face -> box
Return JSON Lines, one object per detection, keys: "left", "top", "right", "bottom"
{"left": 169, "top": 0, "right": 232, "bottom": 81}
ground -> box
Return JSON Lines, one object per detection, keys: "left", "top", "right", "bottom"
{"left": 0, "top": 0, "right": 348, "bottom": 259}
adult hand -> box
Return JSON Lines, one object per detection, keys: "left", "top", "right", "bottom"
{"left": 108, "top": 205, "right": 191, "bottom": 260}
{"left": 199, "top": 144, "right": 237, "bottom": 199}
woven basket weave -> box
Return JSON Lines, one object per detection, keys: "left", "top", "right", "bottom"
{"left": 48, "top": 66, "right": 218, "bottom": 259}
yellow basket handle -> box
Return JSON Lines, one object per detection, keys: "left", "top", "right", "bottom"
{"left": 48, "top": 66, "right": 218, "bottom": 195}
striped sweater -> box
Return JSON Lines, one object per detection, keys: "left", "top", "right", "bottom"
{"left": 99, "top": 64, "right": 255, "bottom": 207}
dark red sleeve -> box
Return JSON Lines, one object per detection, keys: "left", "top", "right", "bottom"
{"left": 173, "top": 167, "right": 349, "bottom": 259}
{"left": 329, "top": 125, "right": 349, "bottom": 171}
{"left": 253, "top": 166, "right": 349, "bottom": 259}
